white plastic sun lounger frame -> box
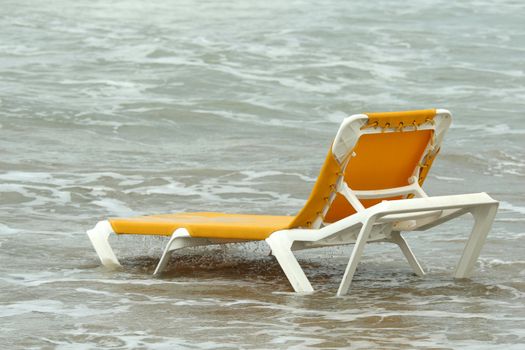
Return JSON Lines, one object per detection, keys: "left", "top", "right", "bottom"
{"left": 87, "top": 109, "right": 499, "bottom": 296}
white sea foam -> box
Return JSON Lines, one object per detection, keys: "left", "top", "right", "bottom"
{"left": 0, "top": 299, "right": 129, "bottom": 318}
{"left": 499, "top": 201, "right": 525, "bottom": 215}
{"left": 92, "top": 198, "right": 135, "bottom": 216}
{"left": 59, "top": 79, "right": 138, "bottom": 88}
{"left": 453, "top": 122, "right": 525, "bottom": 135}
{"left": 192, "top": 108, "right": 304, "bottom": 129}
{"left": 0, "top": 182, "right": 71, "bottom": 207}
{"left": 489, "top": 154, "right": 525, "bottom": 177}
{"left": 2, "top": 275, "right": 237, "bottom": 288}
{"left": 240, "top": 170, "right": 316, "bottom": 182}
{"left": 324, "top": 110, "right": 348, "bottom": 124}
{"left": 0, "top": 183, "right": 32, "bottom": 197}
{"left": 434, "top": 175, "right": 465, "bottom": 182}
{"left": 0, "top": 44, "right": 41, "bottom": 55}
{"left": 124, "top": 177, "right": 305, "bottom": 208}
{"left": 0, "top": 223, "right": 17, "bottom": 235}
{"left": 117, "top": 178, "right": 145, "bottom": 186}
{"left": 0, "top": 171, "right": 56, "bottom": 183}
{"left": 126, "top": 181, "right": 221, "bottom": 201}
{"left": 495, "top": 217, "right": 525, "bottom": 223}
{"left": 480, "top": 258, "right": 525, "bottom": 268}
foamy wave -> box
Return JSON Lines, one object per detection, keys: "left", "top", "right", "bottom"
{"left": 240, "top": 170, "right": 316, "bottom": 182}
{"left": 0, "top": 299, "right": 129, "bottom": 318}
{"left": 453, "top": 122, "right": 525, "bottom": 135}
{"left": 499, "top": 201, "right": 525, "bottom": 215}
{"left": 433, "top": 175, "right": 465, "bottom": 182}
{"left": 92, "top": 198, "right": 136, "bottom": 216}
{"left": 191, "top": 108, "right": 304, "bottom": 129}
{"left": 0, "top": 223, "right": 17, "bottom": 235}
{"left": 479, "top": 258, "right": 525, "bottom": 268}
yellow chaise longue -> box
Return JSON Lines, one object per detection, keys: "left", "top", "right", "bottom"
{"left": 87, "top": 109, "right": 498, "bottom": 296}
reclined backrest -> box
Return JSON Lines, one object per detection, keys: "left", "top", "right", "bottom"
{"left": 291, "top": 109, "right": 452, "bottom": 228}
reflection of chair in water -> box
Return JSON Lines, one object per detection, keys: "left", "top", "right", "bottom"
{"left": 87, "top": 109, "right": 498, "bottom": 295}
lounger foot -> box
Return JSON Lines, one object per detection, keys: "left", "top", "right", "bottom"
{"left": 86, "top": 220, "right": 121, "bottom": 268}
{"left": 337, "top": 218, "right": 376, "bottom": 296}
{"left": 153, "top": 228, "right": 207, "bottom": 277}
{"left": 454, "top": 203, "right": 498, "bottom": 278}
{"left": 390, "top": 231, "right": 425, "bottom": 277}
{"left": 266, "top": 233, "right": 314, "bottom": 293}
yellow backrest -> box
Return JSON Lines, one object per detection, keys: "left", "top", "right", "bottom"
{"left": 291, "top": 109, "right": 446, "bottom": 228}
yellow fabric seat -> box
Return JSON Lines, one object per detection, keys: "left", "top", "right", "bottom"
{"left": 110, "top": 212, "right": 295, "bottom": 240}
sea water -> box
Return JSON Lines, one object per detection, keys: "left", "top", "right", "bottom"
{"left": 1, "top": 0, "right": 524, "bottom": 348}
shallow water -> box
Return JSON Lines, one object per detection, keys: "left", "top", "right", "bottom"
{"left": 1, "top": 0, "right": 524, "bottom": 348}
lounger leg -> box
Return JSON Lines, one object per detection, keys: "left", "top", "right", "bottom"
{"left": 86, "top": 220, "right": 121, "bottom": 268}
{"left": 266, "top": 233, "right": 314, "bottom": 293}
{"left": 454, "top": 203, "right": 498, "bottom": 278}
{"left": 153, "top": 228, "right": 205, "bottom": 276}
{"left": 337, "top": 219, "right": 375, "bottom": 296}
{"left": 390, "top": 231, "right": 425, "bottom": 276}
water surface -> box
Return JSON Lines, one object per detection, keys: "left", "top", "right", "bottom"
{"left": 1, "top": 0, "right": 524, "bottom": 348}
